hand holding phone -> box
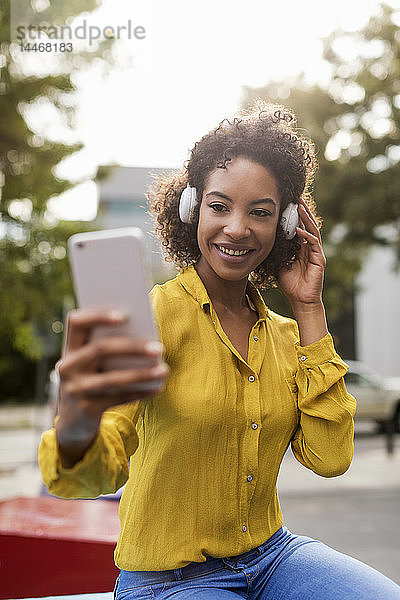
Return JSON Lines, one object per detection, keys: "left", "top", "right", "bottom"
{"left": 54, "top": 228, "right": 170, "bottom": 467}
{"left": 59, "top": 310, "right": 169, "bottom": 400}
{"left": 55, "top": 310, "right": 169, "bottom": 468}
{"left": 67, "top": 227, "right": 164, "bottom": 392}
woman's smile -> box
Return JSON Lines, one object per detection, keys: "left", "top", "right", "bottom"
{"left": 213, "top": 243, "right": 255, "bottom": 261}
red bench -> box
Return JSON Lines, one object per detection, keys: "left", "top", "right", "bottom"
{"left": 0, "top": 497, "right": 120, "bottom": 599}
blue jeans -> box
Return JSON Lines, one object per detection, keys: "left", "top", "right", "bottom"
{"left": 114, "top": 527, "right": 400, "bottom": 599}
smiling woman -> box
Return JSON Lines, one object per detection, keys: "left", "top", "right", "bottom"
{"left": 148, "top": 102, "right": 319, "bottom": 289}
{"left": 38, "top": 100, "right": 400, "bottom": 599}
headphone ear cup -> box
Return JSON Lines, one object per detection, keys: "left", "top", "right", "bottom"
{"left": 280, "top": 203, "right": 299, "bottom": 240}
{"left": 179, "top": 185, "right": 198, "bottom": 224}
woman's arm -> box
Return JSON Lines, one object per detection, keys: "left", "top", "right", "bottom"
{"left": 38, "top": 308, "right": 169, "bottom": 498}
{"left": 279, "top": 198, "right": 328, "bottom": 346}
{"left": 39, "top": 404, "right": 142, "bottom": 498}
{"left": 291, "top": 301, "right": 328, "bottom": 347}
{"left": 289, "top": 333, "right": 356, "bottom": 477}
{"left": 279, "top": 199, "right": 356, "bottom": 477}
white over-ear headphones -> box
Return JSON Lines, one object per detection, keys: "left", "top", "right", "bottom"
{"left": 179, "top": 184, "right": 199, "bottom": 224}
{"left": 280, "top": 202, "right": 300, "bottom": 240}
{"left": 178, "top": 184, "right": 299, "bottom": 239}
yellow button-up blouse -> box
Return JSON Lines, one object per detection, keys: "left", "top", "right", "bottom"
{"left": 38, "top": 264, "right": 357, "bottom": 571}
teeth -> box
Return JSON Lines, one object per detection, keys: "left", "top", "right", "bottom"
{"left": 217, "top": 245, "right": 250, "bottom": 256}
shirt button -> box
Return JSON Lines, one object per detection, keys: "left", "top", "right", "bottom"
{"left": 247, "top": 475, "right": 253, "bottom": 482}
{"left": 251, "top": 422, "right": 258, "bottom": 430}
{"left": 242, "top": 525, "right": 247, "bottom": 532}
{"left": 300, "top": 355, "right": 307, "bottom": 362}
{"left": 253, "top": 335, "right": 258, "bottom": 341}
{"left": 248, "top": 375, "right": 255, "bottom": 382}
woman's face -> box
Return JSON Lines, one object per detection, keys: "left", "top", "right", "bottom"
{"left": 196, "top": 156, "right": 281, "bottom": 282}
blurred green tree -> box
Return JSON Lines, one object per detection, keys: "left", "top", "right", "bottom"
{"left": 242, "top": 2, "right": 400, "bottom": 356}
{"left": 0, "top": 0, "right": 117, "bottom": 401}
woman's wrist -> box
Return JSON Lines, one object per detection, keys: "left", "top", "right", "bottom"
{"left": 56, "top": 402, "right": 101, "bottom": 468}
{"left": 290, "top": 301, "right": 328, "bottom": 347}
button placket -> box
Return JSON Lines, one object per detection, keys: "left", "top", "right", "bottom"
{"left": 248, "top": 321, "right": 265, "bottom": 376}
{"left": 240, "top": 359, "right": 261, "bottom": 544}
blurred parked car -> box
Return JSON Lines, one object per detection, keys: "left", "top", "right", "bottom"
{"left": 344, "top": 360, "right": 400, "bottom": 432}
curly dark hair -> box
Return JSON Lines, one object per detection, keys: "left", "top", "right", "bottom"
{"left": 147, "top": 99, "right": 319, "bottom": 290}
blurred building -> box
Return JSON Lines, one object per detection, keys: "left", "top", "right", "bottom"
{"left": 355, "top": 244, "right": 400, "bottom": 377}
{"left": 96, "top": 166, "right": 177, "bottom": 284}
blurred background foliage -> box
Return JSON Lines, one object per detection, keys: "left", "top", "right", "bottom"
{"left": 0, "top": 0, "right": 115, "bottom": 401}
{"left": 0, "top": 1, "right": 399, "bottom": 401}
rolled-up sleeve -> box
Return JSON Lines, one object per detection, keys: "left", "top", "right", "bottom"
{"left": 291, "top": 333, "right": 357, "bottom": 478}
{"left": 38, "top": 403, "right": 142, "bottom": 499}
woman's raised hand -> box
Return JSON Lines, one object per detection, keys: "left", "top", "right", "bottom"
{"left": 278, "top": 198, "right": 326, "bottom": 309}
{"left": 55, "top": 309, "right": 169, "bottom": 467}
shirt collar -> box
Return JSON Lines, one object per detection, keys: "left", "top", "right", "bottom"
{"left": 178, "top": 264, "right": 271, "bottom": 321}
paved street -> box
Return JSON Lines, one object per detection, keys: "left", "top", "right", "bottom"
{"left": 1, "top": 407, "right": 399, "bottom": 585}
{"left": 278, "top": 431, "right": 400, "bottom": 584}
{"left": 280, "top": 487, "right": 400, "bottom": 584}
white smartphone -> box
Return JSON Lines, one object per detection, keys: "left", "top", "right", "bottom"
{"left": 68, "top": 227, "right": 162, "bottom": 392}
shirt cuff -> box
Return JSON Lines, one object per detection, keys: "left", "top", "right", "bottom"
{"left": 295, "top": 333, "right": 345, "bottom": 369}
{"left": 38, "top": 426, "right": 105, "bottom": 496}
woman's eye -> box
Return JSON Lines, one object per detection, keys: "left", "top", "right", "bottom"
{"left": 209, "top": 204, "right": 272, "bottom": 217}
{"left": 210, "top": 203, "right": 227, "bottom": 212}
{"left": 252, "top": 209, "right": 272, "bottom": 217}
